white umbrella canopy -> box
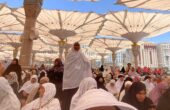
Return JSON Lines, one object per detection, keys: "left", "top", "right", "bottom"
{"left": 36, "top": 9, "right": 105, "bottom": 44}
{"left": 33, "top": 39, "right": 59, "bottom": 53}
{"left": 100, "top": 11, "right": 170, "bottom": 43}
{"left": 90, "top": 37, "right": 133, "bottom": 52}
{"left": 89, "top": 37, "right": 132, "bottom": 66}
{"left": 34, "top": 52, "right": 59, "bottom": 65}
{"left": 0, "top": 33, "right": 21, "bottom": 45}
{"left": 116, "top": 0, "right": 170, "bottom": 11}
{"left": 0, "top": 51, "right": 13, "bottom": 60}
{"left": 0, "top": 5, "right": 24, "bottom": 32}
{"left": 0, "top": 33, "right": 21, "bottom": 57}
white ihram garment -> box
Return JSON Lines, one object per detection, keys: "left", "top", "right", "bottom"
{"left": 22, "top": 83, "right": 61, "bottom": 110}
{"left": 63, "top": 48, "right": 92, "bottom": 90}
{"left": 0, "top": 77, "right": 21, "bottom": 110}
{"left": 70, "top": 77, "right": 97, "bottom": 110}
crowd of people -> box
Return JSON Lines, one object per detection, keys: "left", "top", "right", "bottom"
{"left": 0, "top": 42, "right": 170, "bottom": 110}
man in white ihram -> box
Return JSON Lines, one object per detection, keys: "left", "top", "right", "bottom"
{"left": 62, "top": 42, "right": 92, "bottom": 110}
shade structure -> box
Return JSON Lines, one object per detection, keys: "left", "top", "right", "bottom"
{"left": 36, "top": 9, "right": 105, "bottom": 58}
{"left": 36, "top": 9, "right": 105, "bottom": 43}
{"left": 89, "top": 43, "right": 111, "bottom": 65}
{"left": 0, "top": 5, "right": 23, "bottom": 32}
{"left": 100, "top": 11, "right": 170, "bottom": 68}
{"left": 33, "top": 39, "right": 58, "bottom": 53}
{"left": 0, "top": 50, "right": 12, "bottom": 60}
{"left": 116, "top": 0, "right": 170, "bottom": 11}
{"left": 90, "top": 37, "right": 132, "bottom": 66}
{"left": 0, "top": 33, "right": 22, "bottom": 58}
{"left": 12, "top": 0, "right": 42, "bottom": 68}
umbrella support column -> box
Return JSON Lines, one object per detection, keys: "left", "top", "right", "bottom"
{"left": 19, "top": 1, "right": 42, "bottom": 69}
{"left": 132, "top": 42, "right": 140, "bottom": 69}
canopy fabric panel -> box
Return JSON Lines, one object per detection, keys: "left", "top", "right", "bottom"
{"left": 100, "top": 11, "right": 170, "bottom": 42}
{"left": 90, "top": 38, "right": 132, "bottom": 51}
{"left": 36, "top": 9, "right": 105, "bottom": 45}
{"left": 0, "top": 5, "right": 24, "bottom": 32}
{"left": 117, "top": 0, "right": 170, "bottom": 11}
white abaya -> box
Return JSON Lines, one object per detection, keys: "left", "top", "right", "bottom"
{"left": 22, "top": 83, "right": 61, "bottom": 110}
{"left": 19, "top": 75, "right": 39, "bottom": 94}
{"left": 0, "top": 77, "right": 21, "bottom": 110}
{"left": 63, "top": 48, "right": 92, "bottom": 90}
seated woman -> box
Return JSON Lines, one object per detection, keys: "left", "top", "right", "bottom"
{"left": 22, "top": 83, "right": 61, "bottom": 110}
{"left": 122, "top": 82, "right": 155, "bottom": 110}
{"left": 70, "top": 77, "right": 97, "bottom": 110}
{"left": 73, "top": 89, "right": 137, "bottom": 110}
{"left": 0, "top": 77, "right": 21, "bottom": 110}
{"left": 19, "top": 75, "right": 39, "bottom": 106}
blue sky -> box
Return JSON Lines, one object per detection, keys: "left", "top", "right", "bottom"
{"left": 0, "top": 0, "right": 170, "bottom": 44}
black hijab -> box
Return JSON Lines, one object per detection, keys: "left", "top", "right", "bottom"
{"left": 3, "top": 58, "right": 22, "bottom": 83}
{"left": 122, "top": 81, "right": 153, "bottom": 110}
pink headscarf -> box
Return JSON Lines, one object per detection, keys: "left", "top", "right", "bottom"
{"left": 149, "top": 82, "right": 169, "bottom": 105}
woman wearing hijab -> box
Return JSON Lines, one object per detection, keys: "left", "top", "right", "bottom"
{"left": 0, "top": 77, "right": 21, "bottom": 110}
{"left": 106, "top": 79, "right": 118, "bottom": 97}
{"left": 48, "top": 58, "right": 64, "bottom": 101}
{"left": 95, "top": 74, "right": 107, "bottom": 90}
{"left": 62, "top": 42, "right": 92, "bottom": 110}
{"left": 119, "top": 81, "right": 132, "bottom": 101}
{"left": 149, "top": 82, "right": 168, "bottom": 106}
{"left": 118, "top": 77, "right": 133, "bottom": 101}
{"left": 22, "top": 83, "right": 61, "bottom": 110}
{"left": 70, "top": 77, "right": 97, "bottom": 110}
{"left": 3, "top": 58, "right": 22, "bottom": 85}
{"left": 7, "top": 72, "right": 19, "bottom": 97}
{"left": 144, "top": 76, "right": 155, "bottom": 96}
{"left": 22, "top": 71, "right": 31, "bottom": 85}
{"left": 122, "top": 82, "right": 154, "bottom": 110}
{"left": 19, "top": 75, "right": 39, "bottom": 95}
{"left": 128, "top": 67, "right": 140, "bottom": 77}
{"left": 19, "top": 75, "right": 39, "bottom": 106}
{"left": 115, "top": 75, "right": 124, "bottom": 93}
{"left": 73, "top": 89, "right": 137, "bottom": 110}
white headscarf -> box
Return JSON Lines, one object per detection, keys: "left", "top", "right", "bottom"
{"left": 22, "top": 83, "right": 61, "bottom": 110}
{"left": 8, "top": 72, "right": 19, "bottom": 85}
{"left": 106, "top": 79, "right": 118, "bottom": 95}
{"left": 19, "top": 75, "right": 39, "bottom": 94}
{"left": 73, "top": 89, "right": 137, "bottom": 110}
{"left": 63, "top": 46, "right": 92, "bottom": 90}
{"left": 144, "top": 79, "right": 155, "bottom": 96}
{"left": 70, "top": 77, "right": 97, "bottom": 110}
{"left": 0, "top": 77, "right": 21, "bottom": 110}
{"left": 115, "top": 78, "right": 124, "bottom": 93}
